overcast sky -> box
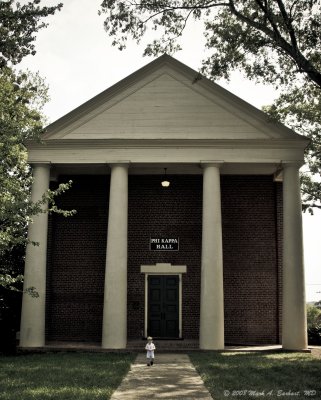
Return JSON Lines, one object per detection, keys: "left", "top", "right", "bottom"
{"left": 19, "top": 0, "right": 321, "bottom": 302}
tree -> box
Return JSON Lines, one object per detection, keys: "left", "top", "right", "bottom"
{"left": 0, "top": 0, "right": 63, "bottom": 68}
{"left": 0, "top": 1, "right": 68, "bottom": 352}
{"left": 0, "top": 0, "right": 67, "bottom": 293}
{"left": 0, "top": 68, "right": 74, "bottom": 292}
{"left": 100, "top": 0, "right": 321, "bottom": 210}
{"left": 307, "top": 304, "right": 321, "bottom": 328}
{"left": 100, "top": 1, "right": 321, "bottom": 86}
{"left": 265, "top": 83, "right": 321, "bottom": 212}
{"left": 307, "top": 303, "right": 321, "bottom": 344}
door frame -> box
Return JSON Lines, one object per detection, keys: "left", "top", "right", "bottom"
{"left": 141, "top": 263, "right": 187, "bottom": 339}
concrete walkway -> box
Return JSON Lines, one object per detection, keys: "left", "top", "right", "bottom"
{"left": 110, "top": 353, "right": 213, "bottom": 399}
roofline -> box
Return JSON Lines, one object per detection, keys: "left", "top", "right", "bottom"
{"left": 43, "top": 54, "right": 308, "bottom": 143}
{"left": 44, "top": 54, "right": 173, "bottom": 136}
{"left": 26, "top": 138, "right": 309, "bottom": 150}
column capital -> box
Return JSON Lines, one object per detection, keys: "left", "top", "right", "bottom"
{"left": 107, "top": 161, "right": 131, "bottom": 169}
{"left": 281, "top": 161, "right": 304, "bottom": 170}
{"left": 31, "top": 162, "right": 51, "bottom": 168}
{"left": 200, "top": 161, "right": 224, "bottom": 169}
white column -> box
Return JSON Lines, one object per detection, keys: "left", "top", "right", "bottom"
{"left": 20, "top": 163, "right": 50, "bottom": 347}
{"left": 102, "top": 163, "right": 129, "bottom": 349}
{"left": 282, "top": 163, "right": 308, "bottom": 350}
{"left": 200, "top": 162, "right": 224, "bottom": 350}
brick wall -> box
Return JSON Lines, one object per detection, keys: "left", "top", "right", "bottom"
{"left": 127, "top": 175, "right": 202, "bottom": 339}
{"left": 46, "top": 175, "right": 108, "bottom": 342}
{"left": 221, "top": 176, "right": 281, "bottom": 344}
{"left": 46, "top": 173, "right": 282, "bottom": 345}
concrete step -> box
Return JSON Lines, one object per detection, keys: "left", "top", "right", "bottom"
{"left": 127, "top": 339, "right": 199, "bottom": 351}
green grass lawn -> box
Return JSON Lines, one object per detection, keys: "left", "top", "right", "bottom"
{"left": 0, "top": 352, "right": 135, "bottom": 400}
{"left": 190, "top": 351, "right": 321, "bottom": 400}
{"left": 1, "top": 351, "right": 320, "bottom": 400}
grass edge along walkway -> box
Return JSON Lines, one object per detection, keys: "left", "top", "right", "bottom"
{"left": 1, "top": 351, "right": 321, "bottom": 400}
{"left": 189, "top": 351, "right": 321, "bottom": 400}
{"left": 0, "top": 352, "right": 136, "bottom": 400}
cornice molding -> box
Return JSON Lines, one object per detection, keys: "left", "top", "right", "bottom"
{"left": 26, "top": 138, "right": 309, "bottom": 151}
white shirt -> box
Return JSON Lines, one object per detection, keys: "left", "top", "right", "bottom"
{"left": 145, "top": 342, "right": 156, "bottom": 358}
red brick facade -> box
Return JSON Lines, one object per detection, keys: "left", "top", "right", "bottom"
{"left": 221, "top": 177, "right": 282, "bottom": 344}
{"left": 46, "top": 174, "right": 282, "bottom": 345}
{"left": 46, "top": 176, "right": 108, "bottom": 342}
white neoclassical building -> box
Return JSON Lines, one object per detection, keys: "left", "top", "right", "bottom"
{"left": 20, "top": 55, "right": 308, "bottom": 350}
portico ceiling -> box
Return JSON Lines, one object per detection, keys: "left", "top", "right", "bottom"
{"left": 50, "top": 162, "right": 282, "bottom": 178}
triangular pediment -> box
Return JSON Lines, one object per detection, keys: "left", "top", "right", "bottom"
{"left": 43, "top": 55, "right": 304, "bottom": 142}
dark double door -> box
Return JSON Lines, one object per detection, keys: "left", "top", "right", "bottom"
{"left": 148, "top": 275, "right": 179, "bottom": 338}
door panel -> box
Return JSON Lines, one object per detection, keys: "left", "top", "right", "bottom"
{"left": 148, "top": 275, "right": 179, "bottom": 338}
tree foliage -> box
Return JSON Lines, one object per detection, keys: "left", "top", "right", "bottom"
{"left": 0, "top": 1, "right": 69, "bottom": 293}
{"left": 0, "top": 68, "right": 75, "bottom": 291}
{"left": 100, "top": 0, "right": 321, "bottom": 210}
{"left": 0, "top": 0, "right": 63, "bottom": 68}
{"left": 100, "top": 0, "right": 321, "bottom": 86}
{"left": 0, "top": 68, "right": 46, "bottom": 260}
{"left": 307, "top": 304, "right": 321, "bottom": 344}
{"left": 265, "top": 84, "right": 321, "bottom": 212}
{"left": 307, "top": 304, "right": 321, "bottom": 328}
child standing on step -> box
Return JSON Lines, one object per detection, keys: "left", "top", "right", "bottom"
{"left": 145, "top": 336, "right": 156, "bottom": 366}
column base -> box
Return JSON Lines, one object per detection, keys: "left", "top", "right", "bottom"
{"left": 101, "top": 340, "right": 127, "bottom": 350}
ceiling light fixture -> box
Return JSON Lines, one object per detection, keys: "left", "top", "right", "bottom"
{"left": 161, "top": 168, "right": 170, "bottom": 187}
